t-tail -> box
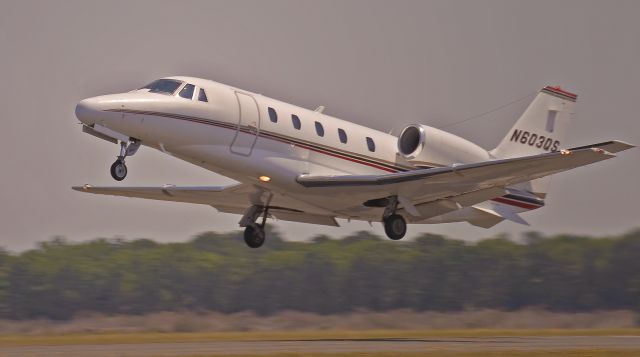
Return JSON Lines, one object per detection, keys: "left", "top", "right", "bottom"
{"left": 491, "top": 85, "right": 577, "bottom": 199}
{"left": 468, "top": 86, "right": 578, "bottom": 228}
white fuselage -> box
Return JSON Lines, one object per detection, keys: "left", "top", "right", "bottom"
{"left": 75, "top": 76, "right": 540, "bottom": 224}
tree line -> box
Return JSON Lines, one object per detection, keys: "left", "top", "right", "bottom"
{"left": 0, "top": 228, "right": 639, "bottom": 320}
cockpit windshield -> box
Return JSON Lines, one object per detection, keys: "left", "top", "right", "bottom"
{"left": 140, "top": 79, "right": 183, "bottom": 95}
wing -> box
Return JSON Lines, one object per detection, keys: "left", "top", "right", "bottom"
{"left": 72, "top": 183, "right": 339, "bottom": 226}
{"left": 297, "top": 141, "right": 634, "bottom": 221}
{"left": 568, "top": 140, "right": 635, "bottom": 153}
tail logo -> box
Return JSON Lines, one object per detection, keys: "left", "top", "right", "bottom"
{"left": 510, "top": 129, "right": 560, "bottom": 152}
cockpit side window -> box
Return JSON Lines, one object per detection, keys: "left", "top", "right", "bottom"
{"left": 179, "top": 84, "right": 195, "bottom": 99}
{"left": 198, "top": 88, "right": 208, "bottom": 102}
{"left": 141, "top": 79, "right": 183, "bottom": 95}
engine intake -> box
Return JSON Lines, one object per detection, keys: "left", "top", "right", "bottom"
{"left": 398, "top": 125, "right": 425, "bottom": 159}
{"left": 397, "top": 124, "right": 490, "bottom": 166}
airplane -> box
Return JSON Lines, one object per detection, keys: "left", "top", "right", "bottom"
{"left": 73, "top": 77, "right": 634, "bottom": 248}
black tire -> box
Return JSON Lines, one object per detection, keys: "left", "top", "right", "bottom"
{"left": 110, "top": 160, "right": 127, "bottom": 181}
{"left": 384, "top": 214, "right": 407, "bottom": 240}
{"left": 244, "top": 225, "right": 265, "bottom": 248}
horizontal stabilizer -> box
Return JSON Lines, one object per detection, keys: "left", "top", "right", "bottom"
{"left": 409, "top": 187, "right": 507, "bottom": 223}
{"left": 473, "top": 204, "right": 530, "bottom": 226}
{"left": 467, "top": 214, "right": 504, "bottom": 228}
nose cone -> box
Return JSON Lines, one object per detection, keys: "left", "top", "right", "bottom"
{"left": 75, "top": 97, "right": 101, "bottom": 125}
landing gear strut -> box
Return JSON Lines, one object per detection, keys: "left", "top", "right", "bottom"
{"left": 240, "top": 205, "right": 269, "bottom": 248}
{"left": 110, "top": 140, "right": 140, "bottom": 181}
{"left": 382, "top": 196, "right": 407, "bottom": 240}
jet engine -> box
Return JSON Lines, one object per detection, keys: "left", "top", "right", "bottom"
{"left": 397, "top": 124, "right": 491, "bottom": 167}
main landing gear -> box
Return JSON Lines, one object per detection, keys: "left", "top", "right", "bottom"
{"left": 244, "top": 224, "right": 265, "bottom": 248}
{"left": 382, "top": 196, "right": 407, "bottom": 240}
{"left": 110, "top": 140, "right": 141, "bottom": 181}
{"left": 239, "top": 205, "right": 269, "bottom": 248}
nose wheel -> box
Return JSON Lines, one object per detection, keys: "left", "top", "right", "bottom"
{"left": 110, "top": 159, "right": 128, "bottom": 181}
{"left": 109, "top": 140, "right": 141, "bottom": 181}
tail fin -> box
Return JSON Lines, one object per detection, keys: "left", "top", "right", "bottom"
{"left": 490, "top": 86, "right": 577, "bottom": 198}
{"left": 491, "top": 86, "right": 577, "bottom": 158}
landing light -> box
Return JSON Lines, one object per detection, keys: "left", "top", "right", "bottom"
{"left": 259, "top": 175, "right": 271, "bottom": 182}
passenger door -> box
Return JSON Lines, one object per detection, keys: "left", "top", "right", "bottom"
{"left": 230, "top": 91, "right": 260, "bottom": 156}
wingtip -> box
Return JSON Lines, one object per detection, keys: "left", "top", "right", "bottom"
{"left": 569, "top": 140, "right": 635, "bottom": 154}
{"left": 612, "top": 140, "right": 636, "bottom": 150}
{"left": 71, "top": 184, "right": 93, "bottom": 192}
{"left": 600, "top": 140, "right": 635, "bottom": 154}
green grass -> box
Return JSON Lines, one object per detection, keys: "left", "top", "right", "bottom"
{"left": 0, "top": 328, "right": 639, "bottom": 346}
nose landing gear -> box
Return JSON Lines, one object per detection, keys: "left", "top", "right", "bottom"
{"left": 110, "top": 159, "right": 128, "bottom": 181}
{"left": 110, "top": 140, "right": 140, "bottom": 181}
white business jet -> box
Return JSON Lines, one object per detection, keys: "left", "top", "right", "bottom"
{"left": 74, "top": 77, "right": 634, "bottom": 247}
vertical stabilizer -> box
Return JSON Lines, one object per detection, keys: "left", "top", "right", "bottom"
{"left": 491, "top": 86, "right": 577, "bottom": 197}
{"left": 491, "top": 86, "right": 577, "bottom": 158}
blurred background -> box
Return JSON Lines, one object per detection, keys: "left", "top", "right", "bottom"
{"left": 0, "top": 0, "right": 639, "bottom": 335}
{"left": 1, "top": 229, "right": 639, "bottom": 333}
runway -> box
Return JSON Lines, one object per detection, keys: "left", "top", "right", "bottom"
{"left": 0, "top": 336, "right": 639, "bottom": 356}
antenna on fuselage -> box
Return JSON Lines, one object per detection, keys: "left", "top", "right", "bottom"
{"left": 314, "top": 106, "right": 325, "bottom": 113}
{"left": 435, "top": 91, "right": 536, "bottom": 130}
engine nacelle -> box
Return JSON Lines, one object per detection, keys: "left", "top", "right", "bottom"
{"left": 397, "top": 124, "right": 491, "bottom": 167}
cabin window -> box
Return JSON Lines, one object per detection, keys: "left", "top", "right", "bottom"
{"left": 366, "top": 137, "right": 376, "bottom": 152}
{"left": 292, "top": 114, "right": 301, "bottom": 130}
{"left": 141, "top": 79, "right": 183, "bottom": 95}
{"left": 315, "top": 121, "right": 325, "bottom": 137}
{"left": 179, "top": 84, "right": 195, "bottom": 99}
{"left": 338, "top": 128, "right": 348, "bottom": 144}
{"left": 268, "top": 107, "right": 278, "bottom": 123}
{"left": 198, "top": 88, "right": 208, "bottom": 102}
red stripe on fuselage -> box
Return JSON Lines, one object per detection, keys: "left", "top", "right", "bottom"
{"left": 115, "top": 109, "right": 403, "bottom": 173}
{"left": 260, "top": 133, "right": 398, "bottom": 173}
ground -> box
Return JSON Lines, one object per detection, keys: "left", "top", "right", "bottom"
{"left": 0, "top": 329, "right": 639, "bottom": 357}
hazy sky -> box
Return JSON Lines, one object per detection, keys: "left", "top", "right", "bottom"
{"left": 1, "top": 0, "right": 638, "bottom": 251}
